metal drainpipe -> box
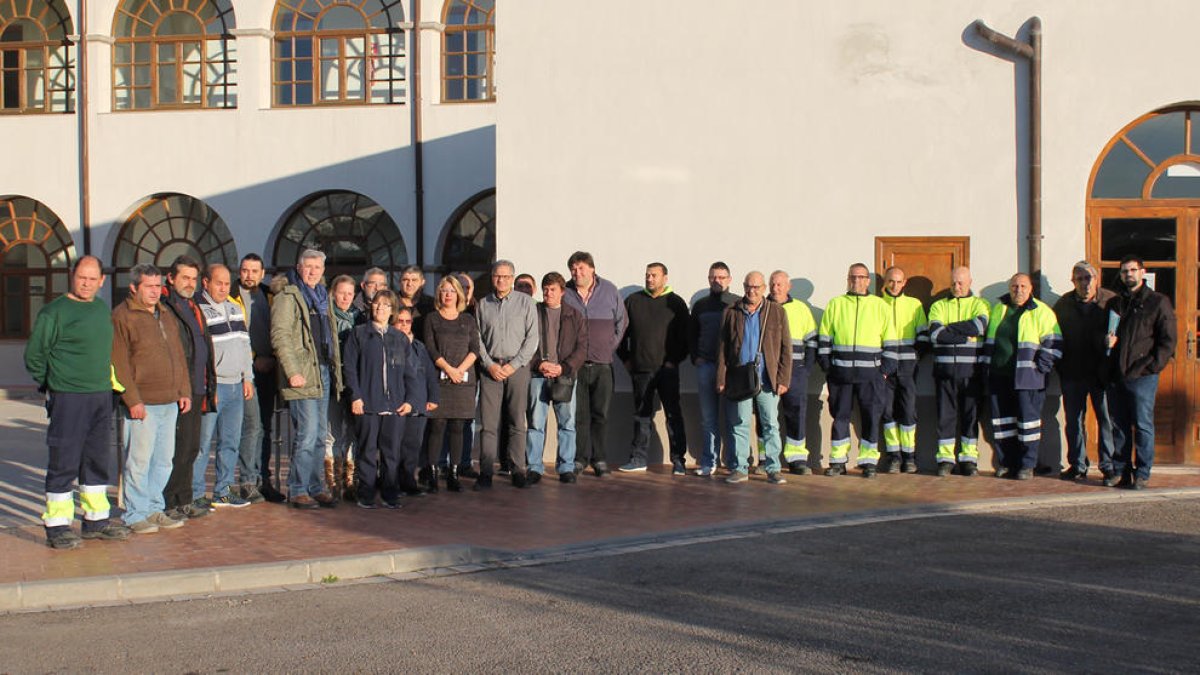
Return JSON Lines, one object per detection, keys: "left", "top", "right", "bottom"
{"left": 410, "top": 0, "right": 426, "bottom": 269}
{"left": 76, "top": 0, "right": 91, "bottom": 256}
{"left": 973, "top": 17, "right": 1042, "bottom": 297}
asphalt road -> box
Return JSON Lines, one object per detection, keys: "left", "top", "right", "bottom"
{"left": 2, "top": 498, "right": 1198, "bottom": 674}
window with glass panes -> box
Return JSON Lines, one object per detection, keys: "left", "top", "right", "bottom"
{"left": 0, "top": 197, "right": 75, "bottom": 338}
{"left": 274, "top": 191, "right": 408, "bottom": 283}
{"left": 442, "top": 0, "right": 493, "bottom": 102}
{"left": 0, "top": 0, "right": 74, "bottom": 113}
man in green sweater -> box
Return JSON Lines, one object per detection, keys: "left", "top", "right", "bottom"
{"left": 24, "top": 256, "right": 131, "bottom": 549}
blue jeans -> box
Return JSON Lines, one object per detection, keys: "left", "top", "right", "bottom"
{"left": 526, "top": 375, "right": 577, "bottom": 474}
{"left": 1109, "top": 374, "right": 1158, "bottom": 480}
{"left": 695, "top": 360, "right": 732, "bottom": 470}
{"left": 195, "top": 382, "right": 245, "bottom": 499}
{"left": 730, "top": 390, "right": 782, "bottom": 474}
{"left": 237, "top": 384, "right": 262, "bottom": 484}
{"left": 121, "top": 403, "right": 178, "bottom": 525}
{"left": 1061, "top": 377, "right": 1114, "bottom": 473}
{"left": 288, "top": 365, "right": 331, "bottom": 498}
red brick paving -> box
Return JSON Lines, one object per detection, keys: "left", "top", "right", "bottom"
{"left": 4, "top": 467, "right": 1200, "bottom": 585}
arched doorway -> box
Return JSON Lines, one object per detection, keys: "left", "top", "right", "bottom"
{"left": 1086, "top": 104, "right": 1200, "bottom": 464}
{"left": 274, "top": 190, "right": 407, "bottom": 284}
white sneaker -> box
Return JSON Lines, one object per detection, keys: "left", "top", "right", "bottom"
{"left": 694, "top": 466, "right": 715, "bottom": 477}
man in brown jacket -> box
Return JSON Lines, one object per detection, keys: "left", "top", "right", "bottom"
{"left": 717, "top": 271, "right": 792, "bottom": 485}
{"left": 112, "top": 263, "right": 193, "bottom": 534}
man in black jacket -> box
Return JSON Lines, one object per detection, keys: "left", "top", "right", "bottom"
{"left": 689, "top": 262, "right": 737, "bottom": 476}
{"left": 618, "top": 262, "right": 690, "bottom": 473}
{"left": 1106, "top": 254, "right": 1176, "bottom": 489}
{"left": 1053, "top": 261, "right": 1116, "bottom": 482}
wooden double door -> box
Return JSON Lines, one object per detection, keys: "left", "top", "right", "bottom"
{"left": 1087, "top": 205, "right": 1200, "bottom": 464}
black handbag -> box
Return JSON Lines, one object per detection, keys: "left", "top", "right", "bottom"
{"left": 723, "top": 303, "right": 769, "bottom": 402}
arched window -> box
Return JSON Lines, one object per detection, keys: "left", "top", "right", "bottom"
{"left": 442, "top": 0, "right": 493, "bottom": 102}
{"left": 274, "top": 191, "right": 407, "bottom": 282}
{"left": 0, "top": 196, "right": 75, "bottom": 338}
{"left": 112, "top": 0, "right": 237, "bottom": 110}
{"left": 112, "top": 193, "right": 237, "bottom": 296}
{"left": 0, "top": 0, "right": 74, "bottom": 113}
{"left": 273, "top": 0, "right": 406, "bottom": 106}
{"left": 441, "top": 189, "right": 494, "bottom": 272}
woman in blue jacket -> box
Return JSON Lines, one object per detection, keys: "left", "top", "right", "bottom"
{"left": 342, "top": 290, "right": 419, "bottom": 508}
{"left": 392, "top": 305, "right": 442, "bottom": 491}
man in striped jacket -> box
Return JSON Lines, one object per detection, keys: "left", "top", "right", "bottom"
{"left": 927, "top": 267, "right": 990, "bottom": 476}
{"left": 194, "top": 263, "right": 255, "bottom": 507}
{"left": 982, "top": 273, "right": 1062, "bottom": 480}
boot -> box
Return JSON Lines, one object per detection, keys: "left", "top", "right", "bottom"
{"left": 446, "top": 465, "right": 463, "bottom": 492}
{"left": 324, "top": 456, "right": 337, "bottom": 499}
{"left": 343, "top": 456, "right": 357, "bottom": 501}
{"left": 425, "top": 465, "right": 440, "bottom": 494}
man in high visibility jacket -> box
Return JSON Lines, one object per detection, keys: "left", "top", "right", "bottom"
{"left": 879, "top": 267, "right": 928, "bottom": 474}
{"left": 24, "top": 256, "right": 132, "bottom": 549}
{"left": 927, "top": 266, "right": 990, "bottom": 476}
{"left": 982, "top": 273, "right": 1062, "bottom": 479}
{"left": 817, "top": 263, "right": 897, "bottom": 478}
{"left": 769, "top": 270, "right": 818, "bottom": 474}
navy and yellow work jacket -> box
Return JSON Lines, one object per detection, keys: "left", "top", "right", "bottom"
{"left": 981, "top": 294, "right": 1062, "bottom": 390}
{"left": 881, "top": 292, "right": 928, "bottom": 377}
{"left": 928, "top": 294, "right": 991, "bottom": 380}
{"left": 817, "top": 292, "right": 897, "bottom": 383}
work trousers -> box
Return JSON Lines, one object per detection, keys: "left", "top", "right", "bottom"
{"left": 828, "top": 375, "right": 884, "bottom": 466}
{"left": 880, "top": 372, "right": 918, "bottom": 456}
{"left": 354, "top": 414, "right": 403, "bottom": 503}
{"left": 164, "top": 405, "right": 201, "bottom": 510}
{"left": 574, "top": 362, "right": 614, "bottom": 469}
{"left": 42, "top": 391, "right": 114, "bottom": 535}
{"left": 479, "top": 365, "right": 531, "bottom": 477}
{"left": 989, "top": 379, "right": 1046, "bottom": 471}
{"left": 778, "top": 365, "right": 810, "bottom": 465}
{"left": 935, "top": 376, "right": 982, "bottom": 465}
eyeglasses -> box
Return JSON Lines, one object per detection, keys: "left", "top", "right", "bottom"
{"left": 848, "top": 275, "right": 870, "bottom": 280}
{"left": 1072, "top": 275, "right": 1093, "bottom": 281}
{"left": 394, "top": 319, "right": 412, "bottom": 325}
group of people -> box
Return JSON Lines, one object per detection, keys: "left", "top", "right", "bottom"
{"left": 24, "top": 249, "right": 1174, "bottom": 550}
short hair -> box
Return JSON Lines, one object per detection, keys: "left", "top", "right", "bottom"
{"left": 299, "top": 249, "right": 326, "bottom": 265}
{"left": 372, "top": 288, "right": 397, "bottom": 308}
{"left": 130, "top": 263, "right": 161, "bottom": 287}
{"left": 435, "top": 275, "right": 467, "bottom": 312}
{"left": 394, "top": 304, "right": 413, "bottom": 317}
{"left": 1071, "top": 260, "right": 1098, "bottom": 278}
{"left": 849, "top": 262, "right": 869, "bottom": 274}
{"left": 516, "top": 273, "right": 536, "bottom": 286}
{"left": 170, "top": 255, "right": 201, "bottom": 278}
{"left": 362, "top": 267, "right": 387, "bottom": 281}
{"left": 400, "top": 265, "right": 424, "bottom": 279}
{"left": 203, "top": 263, "right": 229, "bottom": 281}
{"left": 709, "top": 261, "right": 730, "bottom": 274}
{"left": 492, "top": 259, "right": 515, "bottom": 275}
{"left": 770, "top": 269, "right": 789, "bottom": 282}
{"left": 330, "top": 274, "right": 356, "bottom": 293}
{"left": 240, "top": 252, "right": 264, "bottom": 266}
{"left": 541, "top": 271, "right": 566, "bottom": 289}
{"left": 72, "top": 255, "right": 103, "bottom": 275}
{"left": 1119, "top": 254, "right": 1145, "bottom": 269}
{"left": 567, "top": 251, "right": 595, "bottom": 269}
{"left": 647, "top": 262, "right": 668, "bottom": 275}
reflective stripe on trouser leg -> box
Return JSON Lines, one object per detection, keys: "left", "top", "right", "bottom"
{"left": 43, "top": 491, "right": 74, "bottom": 528}
{"left": 856, "top": 440, "right": 880, "bottom": 466}
{"left": 936, "top": 439, "right": 957, "bottom": 464}
{"left": 79, "top": 484, "right": 111, "bottom": 521}
{"left": 882, "top": 421, "right": 901, "bottom": 454}
{"left": 829, "top": 438, "right": 850, "bottom": 463}
{"left": 991, "top": 416, "right": 1018, "bottom": 440}
{"left": 827, "top": 382, "right": 854, "bottom": 464}
{"left": 899, "top": 424, "right": 916, "bottom": 455}
{"left": 782, "top": 439, "right": 808, "bottom": 462}
{"left": 958, "top": 436, "right": 979, "bottom": 463}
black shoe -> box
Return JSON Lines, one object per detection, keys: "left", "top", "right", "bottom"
{"left": 356, "top": 499, "right": 377, "bottom": 509}
{"left": 559, "top": 471, "right": 577, "bottom": 484}
{"left": 511, "top": 471, "right": 528, "bottom": 488}
{"left": 1060, "top": 466, "right": 1087, "bottom": 481}
{"left": 1016, "top": 468, "right": 1033, "bottom": 481}
{"left": 46, "top": 530, "right": 83, "bottom": 550}
{"left": 1033, "top": 465, "right": 1056, "bottom": 477}
{"left": 959, "top": 462, "right": 978, "bottom": 477}
{"left": 260, "top": 483, "right": 287, "bottom": 503}
{"left": 527, "top": 471, "right": 542, "bottom": 485}
{"left": 498, "top": 461, "right": 512, "bottom": 477}
{"left": 936, "top": 462, "right": 953, "bottom": 477}
{"left": 882, "top": 454, "right": 901, "bottom": 474}
{"left": 459, "top": 464, "right": 480, "bottom": 479}
{"left": 1102, "top": 475, "right": 1121, "bottom": 488}
{"left": 1132, "top": 477, "right": 1149, "bottom": 490}
{"left": 995, "top": 467, "right": 1011, "bottom": 479}
{"left": 824, "top": 464, "right": 846, "bottom": 477}
{"left": 81, "top": 524, "right": 132, "bottom": 541}
{"left": 445, "top": 465, "right": 463, "bottom": 492}
{"left": 1116, "top": 474, "right": 1133, "bottom": 488}
{"left": 861, "top": 465, "right": 877, "bottom": 479}
{"left": 901, "top": 455, "right": 919, "bottom": 474}
{"left": 383, "top": 499, "right": 402, "bottom": 509}
{"left": 592, "top": 462, "right": 610, "bottom": 478}
{"left": 473, "top": 474, "right": 493, "bottom": 491}
{"left": 672, "top": 461, "right": 687, "bottom": 476}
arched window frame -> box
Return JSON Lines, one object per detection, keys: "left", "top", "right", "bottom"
{"left": 274, "top": 191, "right": 408, "bottom": 283}
{"left": 440, "top": 188, "right": 494, "bottom": 271}
{"left": 0, "top": 0, "right": 74, "bottom": 113}
{"left": 112, "top": 0, "right": 237, "bottom": 110}
{"left": 0, "top": 196, "right": 75, "bottom": 338}
{"left": 1089, "top": 106, "right": 1200, "bottom": 202}
{"left": 441, "top": 0, "right": 493, "bottom": 103}
{"left": 272, "top": 0, "right": 407, "bottom": 106}
{"left": 111, "top": 193, "right": 237, "bottom": 299}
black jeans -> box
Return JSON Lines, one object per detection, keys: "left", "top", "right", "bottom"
{"left": 629, "top": 366, "right": 687, "bottom": 465}
{"left": 164, "top": 405, "right": 201, "bottom": 510}
{"left": 574, "top": 362, "right": 614, "bottom": 468}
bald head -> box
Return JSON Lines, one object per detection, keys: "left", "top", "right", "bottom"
{"left": 743, "top": 271, "right": 766, "bottom": 308}
{"left": 1008, "top": 273, "right": 1033, "bottom": 306}
{"left": 950, "top": 266, "right": 972, "bottom": 298}
{"left": 70, "top": 255, "right": 105, "bottom": 302}
{"left": 769, "top": 270, "right": 790, "bottom": 303}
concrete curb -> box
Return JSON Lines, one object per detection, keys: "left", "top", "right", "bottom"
{"left": 4, "top": 488, "right": 1199, "bottom": 613}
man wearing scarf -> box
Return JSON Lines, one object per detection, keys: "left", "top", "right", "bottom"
{"left": 271, "top": 249, "right": 343, "bottom": 509}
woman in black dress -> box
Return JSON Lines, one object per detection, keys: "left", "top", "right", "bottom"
{"left": 422, "top": 275, "right": 479, "bottom": 491}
